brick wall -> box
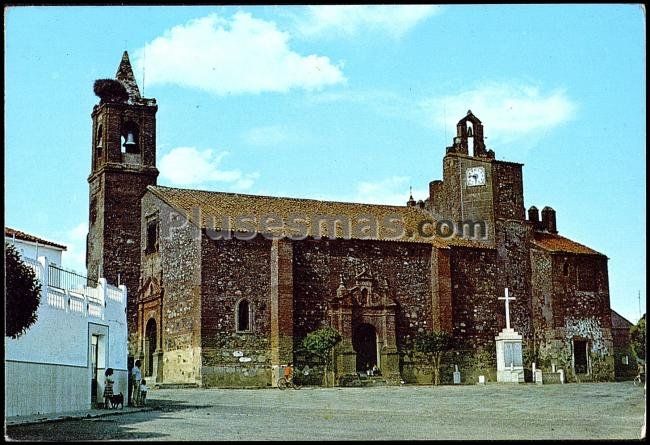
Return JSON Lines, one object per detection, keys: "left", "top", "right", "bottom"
{"left": 199, "top": 234, "right": 273, "bottom": 387}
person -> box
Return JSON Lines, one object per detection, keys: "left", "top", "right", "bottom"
{"left": 284, "top": 363, "right": 294, "bottom": 384}
{"left": 140, "top": 379, "right": 148, "bottom": 406}
{"left": 372, "top": 364, "right": 380, "bottom": 376}
{"left": 132, "top": 360, "right": 142, "bottom": 406}
{"left": 636, "top": 361, "right": 646, "bottom": 384}
{"left": 103, "top": 368, "right": 114, "bottom": 409}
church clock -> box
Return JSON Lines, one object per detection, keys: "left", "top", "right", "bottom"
{"left": 466, "top": 166, "right": 486, "bottom": 186}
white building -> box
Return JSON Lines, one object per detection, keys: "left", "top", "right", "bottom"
{"left": 5, "top": 228, "right": 128, "bottom": 417}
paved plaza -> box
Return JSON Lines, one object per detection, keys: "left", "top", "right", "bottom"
{"left": 6, "top": 382, "right": 646, "bottom": 441}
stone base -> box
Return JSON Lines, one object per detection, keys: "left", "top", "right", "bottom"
{"left": 497, "top": 369, "right": 525, "bottom": 383}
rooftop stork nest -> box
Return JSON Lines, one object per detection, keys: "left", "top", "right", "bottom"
{"left": 94, "top": 79, "right": 129, "bottom": 104}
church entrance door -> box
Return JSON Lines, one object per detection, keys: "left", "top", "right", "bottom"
{"left": 145, "top": 318, "right": 157, "bottom": 378}
{"left": 353, "top": 323, "right": 378, "bottom": 373}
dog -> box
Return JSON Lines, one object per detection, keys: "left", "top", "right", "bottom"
{"left": 109, "top": 393, "right": 124, "bottom": 409}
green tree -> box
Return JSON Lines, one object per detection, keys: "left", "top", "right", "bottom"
{"left": 301, "top": 326, "right": 342, "bottom": 387}
{"left": 5, "top": 243, "right": 42, "bottom": 339}
{"left": 630, "top": 314, "right": 646, "bottom": 361}
{"left": 414, "top": 331, "right": 454, "bottom": 385}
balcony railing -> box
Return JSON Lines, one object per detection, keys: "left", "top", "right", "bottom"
{"left": 48, "top": 264, "right": 98, "bottom": 291}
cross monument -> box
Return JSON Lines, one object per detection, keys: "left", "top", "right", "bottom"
{"left": 498, "top": 287, "right": 516, "bottom": 329}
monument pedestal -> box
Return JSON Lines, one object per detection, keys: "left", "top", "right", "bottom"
{"left": 495, "top": 328, "right": 524, "bottom": 383}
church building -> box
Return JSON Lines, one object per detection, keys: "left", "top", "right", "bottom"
{"left": 87, "top": 52, "right": 615, "bottom": 387}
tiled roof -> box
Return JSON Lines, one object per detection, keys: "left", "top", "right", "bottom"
{"left": 611, "top": 309, "right": 634, "bottom": 329}
{"left": 148, "top": 186, "right": 457, "bottom": 247}
{"left": 531, "top": 231, "right": 603, "bottom": 256}
{"left": 5, "top": 227, "right": 67, "bottom": 250}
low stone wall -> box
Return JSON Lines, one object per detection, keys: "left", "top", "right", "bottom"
{"left": 201, "top": 365, "right": 271, "bottom": 388}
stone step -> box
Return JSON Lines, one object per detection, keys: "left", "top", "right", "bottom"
{"left": 359, "top": 377, "right": 388, "bottom": 387}
{"left": 153, "top": 383, "right": 199, "bottom": 389}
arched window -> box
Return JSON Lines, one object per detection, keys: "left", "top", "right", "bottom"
{"left": 121, "top": 122, "right": 139, "bottom": 154}
{"left": 236, "top": 299, "right": 252, "bottom": 332}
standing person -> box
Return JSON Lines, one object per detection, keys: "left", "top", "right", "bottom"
{"left": 140, "top": 379, "right": 148, "bottom": 406}
{"left": 132, "top": 360, "right": 142, "bottom": 406}
{"left": 103, "top": 368, "right": 114, "bottom": 409}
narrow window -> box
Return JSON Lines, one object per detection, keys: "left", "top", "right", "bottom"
{"left": 237, "top": 299, "right": 251, "bottom": 332}
{"left": 146, "top": 220, "right": 158, "bottom": 253}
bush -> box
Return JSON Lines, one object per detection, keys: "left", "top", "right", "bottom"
{"left": 5, "top": 243, "right": 42, "bottom": 339}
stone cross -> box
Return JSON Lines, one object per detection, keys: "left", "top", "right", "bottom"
{"left": 498, "top": 287, "right": 516, "bottom": 330}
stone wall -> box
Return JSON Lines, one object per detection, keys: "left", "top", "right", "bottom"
{"left": 292, "top": 238, "right": 433, "bottom": 350}
{"left": 495, "top": 220, "right": 534, "bottom": 339}
{"left": 449, "top": 246, "right": 500, "bottom": 350}
{"left": 140, "top": 192, "right": 203, "bottom": 384}
{"left": 200, "top": 234, "right": 273, "bottom": 387}
{"left": 491, "top": 160, "right": 525, "bottom": 220}
{"left": 530, "top": 247, "right": 614, "bottom": 381}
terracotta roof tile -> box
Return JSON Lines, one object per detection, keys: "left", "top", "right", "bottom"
{"left": 531, "top": 231, "right": 603, "bottom": 256}
{"left": 5, "top": 227, "right": 67, "bottom": 250}
{"left": 149, "top": 186, "right": 459, "bottom": 248}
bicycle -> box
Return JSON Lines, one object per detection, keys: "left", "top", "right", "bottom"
{"left": 277, "top": 377, "right": 301, "bottom": 390}
{"left": 633, "top": 373, "right": 645, "bottom": 386}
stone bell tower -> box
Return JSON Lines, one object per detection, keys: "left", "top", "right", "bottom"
{"left": 87, "top": 51, "right": 158, "bottom": 350}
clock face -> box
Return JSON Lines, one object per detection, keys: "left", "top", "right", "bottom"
{"left": 466, "top": 166, "right": 486, "bottom": 186}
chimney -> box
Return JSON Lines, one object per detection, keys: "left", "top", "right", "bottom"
{"left": 541, "top": 206, "right": 557, "bottom": 234}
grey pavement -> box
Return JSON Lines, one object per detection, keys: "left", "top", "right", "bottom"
{"left": 5, "top": 405, "right": 153, "bottom": 427}
{"left": 5, "top": 382, "right": 646, "bottom": 441}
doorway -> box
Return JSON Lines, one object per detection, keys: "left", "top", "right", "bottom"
{"left": 573, "top": 339, "right": 588, "bottom": 374}
{"left": 353, "top": 323, "right": 378, "bottom": 373}
{"left": 90, "top": 334, "right": 99, "bottom": 405}
{"left": 145, "top": 318, "right": 157, "bottom": 378}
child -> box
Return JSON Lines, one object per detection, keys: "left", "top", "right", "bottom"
{"left": 103, "top": 368, "right": 114, "bottom": 409}
{"left": 139, "top": 379, "right": 148, "bottom": 406}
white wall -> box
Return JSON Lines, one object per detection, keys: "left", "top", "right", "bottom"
{"left": 5, "top": 236, "right": 64, "bottom": 266}
{"left": 5, "top": 256, "right": 128, "bottom": 417}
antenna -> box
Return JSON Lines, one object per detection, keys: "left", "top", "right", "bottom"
{"left": 444, "top": 103, "right": 447, "bottom": 143}
{"left": 142, "top": 45, "right": 146, "bottom": 96}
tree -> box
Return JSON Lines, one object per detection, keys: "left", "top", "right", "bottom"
{"left": 414, "top": 331, "right": 454, "bottom": 386}
{"left": 5, "top": 243, "right": 42, "bottom": 339}
{"left": 301, "top": 327, "right": 342, "bottom": 387}
{"left": 630, "top": 314, "right": 646, "bottom": 361}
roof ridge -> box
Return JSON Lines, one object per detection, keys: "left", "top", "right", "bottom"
{"left": 149, "top": 184, "right": 419, "bottom": 210}
{"left": 5, "top": 227, "right": 68, "bottom": 250}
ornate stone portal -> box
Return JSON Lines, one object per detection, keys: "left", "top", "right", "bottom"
{"left": 326, "top": 268, "right": 400, "bottom": 384}
{"left": 136, "top": 275, "right": 164, "bottom": 384}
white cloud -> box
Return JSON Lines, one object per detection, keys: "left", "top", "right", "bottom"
{"left": 297, "top": 5, "right": 441, "bottom": 38}
{"left": 134, "top": 12, "right": 345, "bottom": 95}
{"left": 159, "top": 146, "right": 259, "bottom": 191}
{"left": 243, "top": 125, "right": 289, "bottom": 147}
{"left": 421, "top": 82, "right": 577, "bottom": 144}
{"left": 354, "top": 176, "right": 426, "bottom": 206}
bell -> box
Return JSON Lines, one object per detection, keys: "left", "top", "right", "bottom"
{"left": 467, "top": 126, "right": 473, "bottom": 137}
{"left": 124, "top": 131, "right": 136, "bottom": 147}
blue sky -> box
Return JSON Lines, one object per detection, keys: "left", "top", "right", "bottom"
{"left": 5, "top": 5, "right": 646, "bottom": 323}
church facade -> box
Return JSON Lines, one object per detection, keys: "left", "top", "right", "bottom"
{"left": 87, "top": 52, "right": 615, "bottom": 387}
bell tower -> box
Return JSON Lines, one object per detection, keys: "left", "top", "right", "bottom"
{"left": 427, "top": 110, "right": 525, "bottom": 243}
{"left": 87, "top": 51, "right": 158, "bottom": 347}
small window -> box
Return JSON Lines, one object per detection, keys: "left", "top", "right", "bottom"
{"left": 563, "top": 262, "right": 569, "bottom": 276}
{"left": 237, "top": 299, "right": 252, "bottom": 332}
{"left": 146, "top": 220, "right": 158, "bottom": 254}
{"left": 622, "top": 355, "right": 629, "bottom": 365}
